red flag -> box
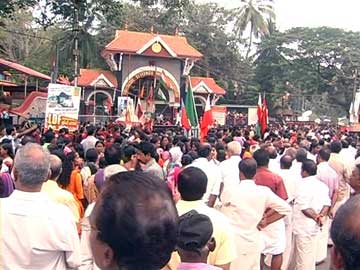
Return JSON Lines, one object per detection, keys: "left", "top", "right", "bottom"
{"left": 139, "top": 84, "right": 145, "bottom": 99}
{"left": 200, "top": 95, "right": 213, "bottom": 141}
{"left": 180, "top": 99, "right": 191, "bottom": 130}
{"left": 257, "top": 93, "right": 263, "bottom": 126}
{"left": 261, "top": 95, "right": 268, "bottom": 134}
{"left": 136, "top": 100, "right": 144, "bottom": 121}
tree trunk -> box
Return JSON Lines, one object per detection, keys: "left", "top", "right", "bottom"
{"left": 246, "top": 22, "right": 254, "bottom": 60}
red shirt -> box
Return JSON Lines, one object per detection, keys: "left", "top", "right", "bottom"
{"left": 254, "top": 167, "right": 288, "bottom": 201}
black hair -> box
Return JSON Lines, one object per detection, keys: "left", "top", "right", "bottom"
{"left": 5, "top": 125, "right": 14, "bottom": 136}
{"left": 1, "top": 143, "right": 14, "bottom": 159}
{"left": 330, "top": 141, "right": 342, "bottom": 154}
{"left": 85, "top": 148, "right": 98, "bottom": 163}
{"left": 280, "top": 155, "right": 293, "bottom": 170}
{"left": 341, "top": 140, "right": 349, "bottom": 149}
{"left": 301, "top": 159, "right": 317, "bottom": 176}
{"left": 95, "top": 140, "right": 105, "bottom": 147}
{"left": 331, "top": 195, "right": 360, "bottom": 270}
{"left": 178, "top": 167, "right": 207, "bottom": 201}
{"left": 296, "top": 148, "right": 308, "bottom": 163}
{"left": 86, "top": 125, "right": 96, "bottom": 136}
{"left": 217, "top": 149, "right": 226, "bottom": 162}
{"left": 197, "top": 144, "right": 211, "bottom": 158}
{"left": 53, "top": 150, "right": 75, "bottom": 188}
{"left": 188, "top": 151, "right": 198, "bottom": 161}
{"left": 318, "top": 148, "right": 331, "bottom": 162}
{"left": 122, "top": 145, "right": 137, "bottom": 163}
{"left": 253, "top": 149, "right": 269, "bottom": 167}
{"left": 239, "top": 158, "right": 257, "bottom": 179}
{"left": 44, "top": 130, "right": 55, "bottom": 144}
{"left": 104, "top": 144, "right": 122, "bottom": 165}
{"left": 181, "top": 154, "right": 193, "bottom": 166}
{"left": 73, "top": 143, "right": 85, "bottom": 159}
{"left": 94, "top": 171, "right": 178, "bottom": 270}
{"left": 138, "top": 141, "right": 156, "bottom": 158}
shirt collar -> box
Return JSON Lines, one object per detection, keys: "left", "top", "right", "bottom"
{"left": 10, "top": 190, "right": 49, "bottom": 201}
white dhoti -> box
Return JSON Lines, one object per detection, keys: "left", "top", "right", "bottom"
{"left": 315, "top": 217, "right": 329, "bottom": 263}
{"left": 231, "top": 237, "right": 261, "bottom": 270}
{"left": 289, "top": 233, "right": 317, "bottom": 270}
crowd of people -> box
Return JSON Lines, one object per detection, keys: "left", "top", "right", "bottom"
{"left": 0, "top": 120, "right": 360, "bottom": 270}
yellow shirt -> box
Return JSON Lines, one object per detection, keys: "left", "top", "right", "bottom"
{"left": 41, "top": 180, "right": 80, "bottom": 223}
{"left": 165, "top": 200, "right": 237, "bottom": 270}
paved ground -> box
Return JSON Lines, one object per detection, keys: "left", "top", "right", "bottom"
{"left": 316, "top": 248, "right": 331, "bottom": 270}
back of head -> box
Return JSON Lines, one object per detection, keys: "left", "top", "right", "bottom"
{"left": 44, "top": 130, "right": 55, "bottom": 144}
{"left": 197, "top": 144, "right": 211, "bottom": 159}
{"left": 122, "top": 144, "right": 137, "bottom": 163}
{"left": 239, "top": 158, "right": 257, "bottom": 179}
{"left": 49, "top": 154, "right": 62, "bottom": 180}
{"left": 104, "top": 144, "right": 122, "bottom": 165}
{"left": 267, "top": 146, "right": 277, "bottom": 159}
{"left": 280, "top": 155, "right": 293, "bottom": 170}
{"left": 85, "top": 148, "right": 98, "bottom": 163}
{"left": 92, "top": 171, "right": 178, "bottom": 270}
{"left": 296, "top": 148, "right": 308, "bottom": 162}
{"left": 5, "top": 125, "right": 14, "bottom": 136}
{"left": 138, "top": 141, "right": 156, "bottom": 158}
{"left": 181, "top": 154, "right": 193, "bottom": 167}
{"left": 331, "top": 195, "right": 360, "bottom": 270}
{"left": 177, "top": 210, "right": 213, "bottom": 254}
{"left": 301, "top": 159, "right": 317, "bottom": 176}
{"left": 227, "top": 141, "right": 242, "bottom": 156}
{"left": 178, "top": 167, "right": 207, "bottom": 201}
{"left": 330, "top": 140, "right": 342, "bottom": 153}
{"left": 86, "top": 125, "right": 96, "bottom": 136}
{"left": 14, "top": 143, "right": 50, "bottom": 188}
{"left": 253, "top": 149, "right": 269, "bottom": 167}
{"left": 318, "top": 148, "right": 331, "bottom": 162}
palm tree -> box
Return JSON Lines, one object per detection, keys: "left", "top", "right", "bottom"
{"left": 234, "top": 0, "right": 276, "bottom": 59}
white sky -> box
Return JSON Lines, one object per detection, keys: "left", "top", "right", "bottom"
{"left": 197, "top": 0, "right": 360, "bottom": 32}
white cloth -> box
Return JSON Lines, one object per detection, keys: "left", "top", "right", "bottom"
{"left": 278, "top": 169, "right": 301, "bottom": 203}
{"left": 290, "top": 161, "right": 302, "bottom": 178}
{"left": 191, "top": 158, "right": 222, "bottom": 203}
{"left": 268, "top": 158, "right": 281, "bottom": 175}
{"left": 0, "top": 190, "right": 81, "bottom": 270}
{"left": 260, "top": 220, "right": 286, "bottom": 255}
{"left": 79, "top": 203, "right": 100, "bottom": 270}
{"left": 221, "top": 180, "right": 291, "bottom": 270}
{"left": 219, "top": 155, "right": 241, "bottom": 189}
{"left": 81, "top": 136, "right": 98, "bottom": 154}
{"left": 293, "top": 176, "right": 331, "bottom": 237}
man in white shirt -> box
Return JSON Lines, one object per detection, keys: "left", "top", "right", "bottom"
{"left": 218, "top": 141, "right": 242, "bottom": 198}
{"left": 0, "top": 143, "right": 81, "bottom": 270}
{"left": 221, "top": 158, "right": 291, "bottom": 270}
{"left": 277, "top": 155, "right": 301, "bottom": 270}
{"left": 81, "top": 125, "right": 98, "bottom": 154}
{"left": 290, "top": 159, "right": 331, "bottom": 270}
{"left": 166, "top": 166, "right": 237, "bottom": 270}
{"left": 191, "top": 143, "right": 222, "bottom": 207}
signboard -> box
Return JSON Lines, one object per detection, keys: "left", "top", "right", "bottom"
{"left": 45, "top": 83, "right": 81, "bottom": 131}
{"left": 212, "top": 106, "right": 227, "bottom": 125}
{"left": 118, "top": 97, "right": 131, "bottom": 117}
{"left": 248, "top": 107, "right": 258, "bottom": 125}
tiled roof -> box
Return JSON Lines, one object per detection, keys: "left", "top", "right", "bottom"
{"left": 0, "top": 80, "right": 17, "bottom": 87}
{"left": 103, "top": 30, "right": 203, "bottom": 59}
{"left": 77, "top": 69, "right": 118, "bottom": 88}
{"left": 0, "top": 58, "right": 51, "bottom": 81}
{"left": 191, "top": 77, "right": 226, "bottom": 95}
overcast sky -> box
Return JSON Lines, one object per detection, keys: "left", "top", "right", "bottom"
{"left": 197, "top": 0, "right": 360, "bottom": 32}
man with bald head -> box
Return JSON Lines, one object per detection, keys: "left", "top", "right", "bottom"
{"left": 0, "top": 143, "right": 81, "bottom": 270}
{"left": 221, "top": 158, "right": 291, "bottom": 270}
{"left": 218, "top": 141, "right": 242, "bottom": 200}
{"left": 41, "top": 154, "right": 80, "bottom": 223}
{"left": 330, "top": 195, "right": 360, "bottom": 270}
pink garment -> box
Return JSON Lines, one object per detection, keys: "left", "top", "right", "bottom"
{"left": 166, "top": 166, "right": 181, "bottom": 202}
{"left": 316, "top": 161, "right": 339, "bottom": 198}
{"left": 177, "top": 263, "right": 222, "bottom": 270}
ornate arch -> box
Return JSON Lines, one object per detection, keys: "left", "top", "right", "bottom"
{"left": 86, "top": 90, "right": 113, "bottom": 104}
{"left": 121, "top": 66, "right": 180, "bottom": 104}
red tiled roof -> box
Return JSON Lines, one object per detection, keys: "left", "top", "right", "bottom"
{"left": 191, "top": 77, "right": 226, "bottom": 95}
{"left": 0, "top": 58, "right": 51, "bottom": 81}
{"left": 103, "top": 30, "right": 203, "bottom": 59}
{"left": 6, "top": 92, "right": 47, "bottom": 118}
{"left": 77, "top": 69, "right": 118, "bottom": 88}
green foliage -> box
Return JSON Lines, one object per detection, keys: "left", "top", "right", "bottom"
{"left": 0, "top": 0, "right": 35, "bottom": 18}
{"left": 254, "top": 27, "right": 360, "bottom": 117}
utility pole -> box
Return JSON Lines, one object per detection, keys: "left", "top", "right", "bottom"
{"left": 73, "top": 5, "right": 80, "bottom": 87}
{"left": 352, "top": 68, "right": 358, "bottom": 120}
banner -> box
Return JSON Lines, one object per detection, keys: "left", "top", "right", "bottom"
{"left": 45, "top": 83, "right": 81, "bottom": 131}
{"left": 118, "top": 97, "right": 131, "bottom": 117}
{"left": 212, "top": 106, "right": 227, "bottom": 126}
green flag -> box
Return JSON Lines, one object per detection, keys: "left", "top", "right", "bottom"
{"left": 185, "top": 81, "right": 198, "bottom": 127}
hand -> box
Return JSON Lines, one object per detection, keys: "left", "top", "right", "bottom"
{"left": 315, "top": 214, "right": 324, "bottom": 227}
{"left": 257, "top": 217, "right": 267, "bottom": 230}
